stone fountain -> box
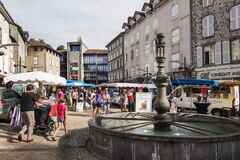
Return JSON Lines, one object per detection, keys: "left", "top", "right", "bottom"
{"left": 88, "top": 34, "right": 240, "bottom": 160}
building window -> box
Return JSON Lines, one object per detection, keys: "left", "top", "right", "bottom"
{"left": 33, "top": 57, "right": 38, "bottom": 65}
{"left": 172, "top": 28, "right": 180, "bottom": 44}
{"left": 171, "top": 53, "right": 180, "bottom": 69}
{"left": 131, "top": 50, "right": 134, "bottom": 60}
{"left": 231, "top": 39, "right": 240, "bottom": 61}
{"left": 34, "top": 47, "right": 38, "bottom": 52}
{"left": 230, "top": 5, "right": 240, "bottom": 31}
{"left": 70, "top": 45, "right": 80, "bottom": 52}
{"left": 145, "top": 26, "right": 150, "bottom": 42}
{"left": 202, "top": 0, "right": 213, "bottom": 7}
{"left": 171, "top": 4, "right": 179, "bottom": 17}
{"left": 203, "top": 44, "right": 215, "bottom": 65}
{"left": 202, "top": 15, "right": 214, "bottom": 37}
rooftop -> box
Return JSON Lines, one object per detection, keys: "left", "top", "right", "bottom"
{"left": 84, "top": 49, "right": 108, "bottom": 55}
{"left": 28, "top": 39, "right": 60, "bottom": 55}
{"left": 106, "top": 32, "right": 125, "bottom": 47}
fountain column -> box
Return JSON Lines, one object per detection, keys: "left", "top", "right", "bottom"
{"left": 153, "top": 33, "right": 172, "bottom": 130}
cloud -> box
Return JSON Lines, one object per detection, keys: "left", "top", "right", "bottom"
{"left": 2, "top": 0, "right": 145, "bottom": 49}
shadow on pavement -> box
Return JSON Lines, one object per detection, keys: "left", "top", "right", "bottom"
{"left": 57, "top": 128, "right": 99, "bottom": 160}
{"left": 0, "top": 143, "right": 57, "bottom": 160}
{"left": 67, "top": 113, "right": 91, "bottom": 117}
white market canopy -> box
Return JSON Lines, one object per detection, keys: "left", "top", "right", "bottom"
{"left": 97, "top": 83, "right": 157, "bottom": 89}
{"left": 4, "top": 71, "right": 67, "bottom": 85}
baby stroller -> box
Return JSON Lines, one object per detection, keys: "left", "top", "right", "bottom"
{"left": 34, "top": 104, "right": 55, "bottom": 136}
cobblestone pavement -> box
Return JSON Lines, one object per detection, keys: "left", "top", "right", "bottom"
{"left": 0, "top": 111, "right": 99, "bottom": 160}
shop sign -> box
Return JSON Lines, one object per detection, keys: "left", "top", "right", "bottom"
{"left": 199, "top": 70, "right": 240, "bottom": 79}
{"left": 135, "top": 92, "right": 153, "bottom": 112}
{"left": 71, "top": 67, "right": 79, "bottom": 71}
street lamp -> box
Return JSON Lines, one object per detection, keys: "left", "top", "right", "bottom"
{"left": 0, "top": 43, "right": 19, "bottom": 50}
{"left": 0, "top": 43, "right": 19, "bottom": 56}
{"left": 155, "top": 33, "right": 165, "bottom": 58}
{"left": 153, "top": 33, "right": 172, "bottom": 130}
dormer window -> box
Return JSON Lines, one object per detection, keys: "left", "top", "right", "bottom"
{"left": 142, "top": 3, "right": 153, "bottom": 14}
{"left": 152, "top": 0, "right": 160, "bottom": 8}
{"left": 128, "top": 17, "right": 136, "bottom": 26}
{"left": 122, "top": 23, "right": 130, "bottom": 30}
{"left": 134, "top": 11, "right": 145, "bottom": 22}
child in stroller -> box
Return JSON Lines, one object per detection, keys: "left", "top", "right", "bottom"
{"left": 34, "top": 97, "right": 55, "bottom": 136}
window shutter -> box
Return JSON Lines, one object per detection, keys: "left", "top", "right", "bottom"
{"left": 231, "top": 7, "right": 237, "bottom": 30}
{"left": 215, "top": 42, "right": 222, "bottom": 65}
{"left": 197, "top": 47, "right": 203, "bottom": 67}
{"left": 209, "top": 16, "right": 214, "bottom": 36}
{"left": 222, "top": 41, "right": 230, "bottom": 64}
{"left": 230, "top": 8, "right": 234, "bottom": 30}
{"left": 202, "top": 17, "right": 207, "bottom": 37}
{"left": 237, "top": 6, "right": 240, "bottom": 29}
{"left": 202, "top": 0, "right": 206, "bottom": 7}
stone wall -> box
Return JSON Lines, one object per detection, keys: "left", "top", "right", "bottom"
{"left": 191, "top": 0, "right": 240, "bottom": 66}
{"left": 124, "top": 0, "right": 191, "bottom": 81}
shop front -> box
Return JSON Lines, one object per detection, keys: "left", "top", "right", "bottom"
{"left": 196, "top": 64, "right": 240, "bottom": 80}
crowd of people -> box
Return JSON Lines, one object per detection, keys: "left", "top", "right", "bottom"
{"left": 6, "top": 81, "right": 147, "bottom": 144}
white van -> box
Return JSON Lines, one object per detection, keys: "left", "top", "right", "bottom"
{"left": 171, "top": 82, "right": 240, "bottom": 116}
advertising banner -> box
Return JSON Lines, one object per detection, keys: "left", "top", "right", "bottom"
{"left": 135, "top": 92, "right": 153, "bottom": 112}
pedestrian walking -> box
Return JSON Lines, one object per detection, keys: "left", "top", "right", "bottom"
{"left": 18, "top": 84, "right": 37, "bottom": 143}
{"left": 93, "top": 88, "right": 103, "bottom": 118}
{"left": 122, "top": 89, "right": 128, "bottom": 112}
{"left": 72, "top": 88, "right": 78, "bottom": 111}
{"left": 170, "top": 93, "right": 177, "bottom": 113}
{"left": 128, "top": 89, "right": 135, "bottom": 112}
{"left": 36, "top": 82, "right": 46, "bottom": 98}
{"left": 52, "top": 99, "right": 69, "bottom": 141}
{"left": 90, "top": 89, "right": 96, "bottom": 118}
{"left": 102, "top": 88, "right": 110, "bottom": 114}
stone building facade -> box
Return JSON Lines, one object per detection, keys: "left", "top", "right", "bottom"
{"left": 26, "top": 39, "right": 60, "bottom": 75}
{"left": 83, "top": 49, "right": 108, "bottom": 84}
{"left": 67, "top": 40, "right": 88, "bottom": 80}
{"left": 192, "top": 0, "right": 240, "bottom": 80}
{"left": 58, "top": 48, "right": 67, "bottom": 79}
{"left": 122, "top": 0, "right": 191, "bottom": 82}
{"left": 0, "top": 1, "right": 27, "bottom": 76}
{"left": 106, "top": 32, "right": 125, "bottom": 82}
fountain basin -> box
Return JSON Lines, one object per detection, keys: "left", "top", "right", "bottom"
{"left": 88, "top": 113, "right": 240, "bottom": 160}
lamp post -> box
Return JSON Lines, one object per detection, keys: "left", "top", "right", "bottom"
{"left": 153, "top": 33, "right": 172, "bottom": 130}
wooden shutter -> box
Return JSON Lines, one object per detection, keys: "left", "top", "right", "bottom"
{"left": 215, "top": 42, "right": 222, "bottom": 65}
{"left": 197, "top": 47, "right": 203, "bottom": 67}
{"left": 202, "top": 17, "right": 207, "bottom": 37}
{"left": 231, "top": 6, "right": 237, "bottom": 30}
{"left": 222, "top": 41, "right": 230, "bottom": 64}
{"left": 209, "top": 15, "right": 214, "bottom": 36}
{"left": 202, "top": 0, "right": 206, "bottom": 7}
{"left": 237, "top": 6, "right": 240, "bottom": 29}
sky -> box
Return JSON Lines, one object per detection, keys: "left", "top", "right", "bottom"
{"left": 2, "top": 0, "right": 146, "bottom": 49}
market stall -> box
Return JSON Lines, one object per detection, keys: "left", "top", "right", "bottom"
{"left": 97, "top": 83, "right": 156, "bottom": 89}
{"left": 4, "top": 71, "right": 67, "bottom": 85}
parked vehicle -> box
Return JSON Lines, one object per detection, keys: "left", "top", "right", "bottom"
{"left": 171, "top": 80, "right": 240, "bottom": 116}
{"left": 0, "top": 87, "right": 20, "bottom": 120}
